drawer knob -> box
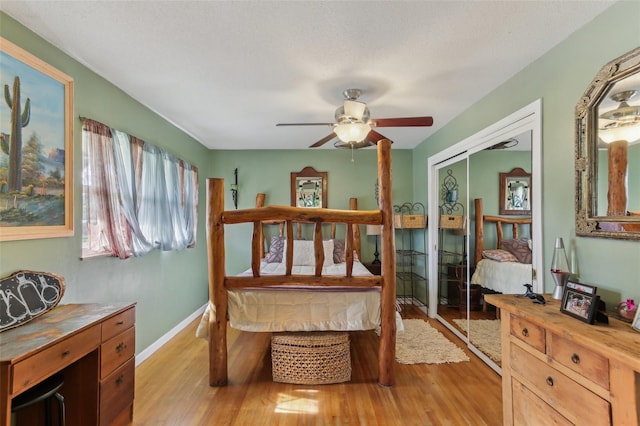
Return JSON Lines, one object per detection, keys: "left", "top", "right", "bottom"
{"left": 116, "top": 374, "right": 125, "bottom": 385}
{"left": 116, "top": 342, "right": 126, "bottom": 353}
{"left": 521, "top": 328, "right": 529, "bottom": 337}
{"left": 116, "top": 320, "right": 124, "bottom": 325}
{"left": 571, "top": 353, "right": 580, "bottom": 364}
{"left": 546, "top": 376, "right": 554, "bottom": 387}
{"left": 62, "top": 350, "right": 71, "bottom": 357}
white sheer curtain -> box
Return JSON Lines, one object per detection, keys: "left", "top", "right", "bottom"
{"left": 82, "top": 119, "right": 198, "bottom": 259}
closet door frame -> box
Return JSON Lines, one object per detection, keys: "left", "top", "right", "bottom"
{"left": 427, "top": 99, "right": 543, "bottom": 373}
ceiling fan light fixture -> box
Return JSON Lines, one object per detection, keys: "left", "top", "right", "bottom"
{"left": 600, "top": 90, "right": 640, "bottom": 120}
{"left": 599, "top": 90, "right": 640, "bottom": 143}
{"left": 345, "top": 100, "right": 369, "bottom": 120}
{"left": 335, "top": 101, "right": 370, "bottom": 123}
{"left": 334, "top": 122, "right": 371, "bottom": 143}
{"left": 599, "top": 120, "right": 640, "bottom": 144}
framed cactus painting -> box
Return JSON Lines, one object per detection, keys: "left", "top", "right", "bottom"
{"left": 0, "top": 37, "right": 74, "bottom": 241}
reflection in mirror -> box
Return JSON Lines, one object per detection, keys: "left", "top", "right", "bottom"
{"left": 576, "top": 46, "right": 640, "bottom": 238}
{"left": 597, "top": 89, "right": 640, "bottom": 217}
{"left": 467, "top": 131, "right": 533, "bottom": 368}
{"left": 290, "top": 166, "right": 327, "bottom": 208}
{"left": 436, "top": 162, "right": 468, "bottom": 337}
{"left": 296, "top": 178, "right": 322, "bottom": 208}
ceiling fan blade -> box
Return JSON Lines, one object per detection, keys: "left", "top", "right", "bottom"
{"left": 310, "top": 132, "right": 337, "bottom": 148}
{"left": 372, "top": 116, "right": 434, "bottom": 127}
{"left": 276, "top": 122, "right": 334, "bottom": 126}
{"left": 367, "top": 129, "right": 389, "bottom": 144}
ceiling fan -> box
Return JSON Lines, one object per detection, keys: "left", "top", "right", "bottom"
{"left": 276, "top": 89, "right": 434, "bottom": 149}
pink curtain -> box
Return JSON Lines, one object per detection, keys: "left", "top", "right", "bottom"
{"left": 82, "top": 119, "right": 198, "bottom": 259}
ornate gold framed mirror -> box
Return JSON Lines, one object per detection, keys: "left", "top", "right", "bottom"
{"left": 575, "top": 47, "right": 640, "bottom": 240}
{"left": 291, "top": 166, "right": 327, "bottom": 208}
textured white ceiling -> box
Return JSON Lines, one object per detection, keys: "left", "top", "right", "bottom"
{"left": 0, "top": 1, "right": 615, "bottom": 150}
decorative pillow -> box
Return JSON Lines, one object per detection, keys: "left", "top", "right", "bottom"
{"left": 482, "top": 249, "right": 518, "bottom": 263}
{"left": 332, "top": 239, "right": 346, "bottom": 263}
{"left": 264, "top": 235, "right": 284, "bottom": 263}
{"left": 501, "top": 238, "right": 532, "bottom": 264}
{"left": 282, "top": 239, "right": 335, "bottom": 266}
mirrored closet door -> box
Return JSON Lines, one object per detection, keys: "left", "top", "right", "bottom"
{"left": 427, "top": 100, "right": 543, "bottom": 374}
{"left": 435, "top": 157, "right": 469, "bottom": 338}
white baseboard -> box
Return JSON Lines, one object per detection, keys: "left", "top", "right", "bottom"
{"left": 135, "top": 303, "right": 207, "bottom": 367}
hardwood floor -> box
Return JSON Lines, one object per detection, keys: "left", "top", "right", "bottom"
{"left": 133, "top": 305, "right": 502, "bottom": 425}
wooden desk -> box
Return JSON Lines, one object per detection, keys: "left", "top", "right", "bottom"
{"left": 0, "top": 303, "right": 135, "bottom": 426}
{"left": 486, "top": 294, "right": 640, "bottom": 426}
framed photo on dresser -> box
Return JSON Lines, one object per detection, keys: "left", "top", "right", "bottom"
{"left": 560, "top": 280, "right": 599, "bottom": 324}
{"left": 633, "top": 308, "right": 640, "bottom": 333}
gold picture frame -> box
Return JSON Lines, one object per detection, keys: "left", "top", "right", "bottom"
{"left": 0, "top": 37, "right": 74, "bottom": 241}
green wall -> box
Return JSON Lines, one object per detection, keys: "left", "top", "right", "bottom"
{"left": 209, "top": 149, "right": 414, "bottom": 274}
{"left": 0, "top": 13, "right": 213, "bottom": 354}
{"left": 413, "top": 0, "right": 640, "bottom": 306}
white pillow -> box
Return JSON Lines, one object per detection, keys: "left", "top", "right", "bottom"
{"left": 282, "top": 239, "right": 334, "bottom": 266}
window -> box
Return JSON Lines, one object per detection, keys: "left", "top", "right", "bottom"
{"left": 81, "top": 119, "right": 198, "bottom": 259}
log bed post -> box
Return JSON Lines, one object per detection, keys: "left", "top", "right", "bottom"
{"left": 474, "top": 198, "right": 484, "bottom": 266}
{"left": 256, "top": 193, "right": 266, "bottom": 259}
{"left": 207, "top": 178, "right": 228, "bottom": 386}
{"left": 377, "top": 139, "right": 396, "bottom": 386}
{"left": 349, "top": 198, "right": 362, "bottom": 261}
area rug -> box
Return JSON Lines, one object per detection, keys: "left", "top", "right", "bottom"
{"left": 395, "top": 319, "right": 469, "bottom": 364}
{"left": 453, "top": 319, "right": 502, "bottom": 363}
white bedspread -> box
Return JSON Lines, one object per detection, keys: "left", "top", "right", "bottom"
{"left": 196, "top": 261, "right": 403, "bottom": 336}
{"left": 471, "top": 258, "right": 532, "bottom": 294}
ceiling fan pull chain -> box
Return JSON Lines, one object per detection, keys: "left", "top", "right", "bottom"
{"left": 351, "top": 144, "right": 355, "bottom": 162}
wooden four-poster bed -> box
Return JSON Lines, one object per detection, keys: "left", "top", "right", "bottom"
{"left": 204, "top": 140, "right": 397, "bottom": 387}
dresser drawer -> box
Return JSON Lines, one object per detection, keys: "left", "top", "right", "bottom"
{"left": 512, "top": 378, "right": 573, "bottom": 426}
{"left": 511, "top": 344, "right": 610, "bottom": 425}
{"left": 101, "top": 326, "right": 135, "bottom": 380}
{"left": 102, "top": 307, "right": 135, "bottom": 342}
{"left": 510, "top": 314, "right": 545, "bottom": 353}
{"left": 547, "top": 332, "right": 610, "bottom": 390}
{"left": 12, "top": 324, "right": 101, "bottom": 394}
{"left": 100, "top": 357, "right": 135, "bottom": 426}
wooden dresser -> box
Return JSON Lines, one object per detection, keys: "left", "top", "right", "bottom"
{"left": 486, "top": 294, "right": 640, "bottom": 426}
{"left": 0, "top": 303, "right": 135, "bottom": 426}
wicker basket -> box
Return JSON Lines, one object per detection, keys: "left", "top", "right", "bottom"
{"left": 271, "top": 332, "right": 351, "bottom": 385}
{"left": 439, "top": 214, "right": 464, "bottom": 229}
{"left": 394, "top": 214, "right": 427, "bottom": 229}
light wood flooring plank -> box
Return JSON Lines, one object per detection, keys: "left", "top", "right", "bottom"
{"left": 133, "top": 306, "right": 502, "bottom": 425}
